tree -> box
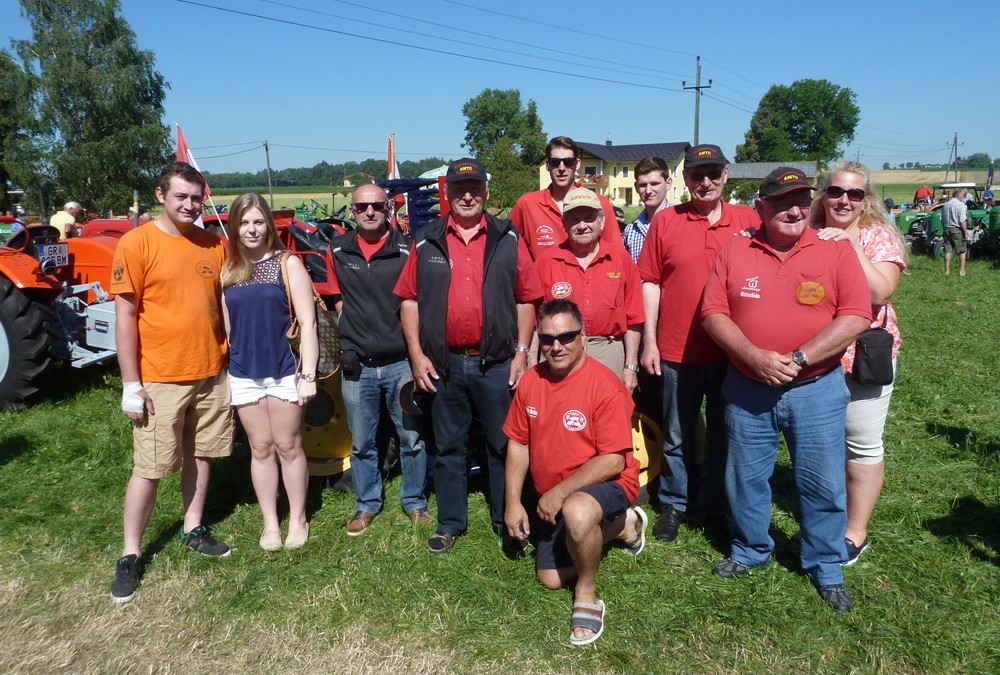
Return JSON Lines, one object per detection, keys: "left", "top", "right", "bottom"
{"left": 735, "top": 79, "right": 859, "bottom": 166}
{"left": 883, "top": 163, "right": 891, "bottom": 170}
{"left": 12, "top": 0, "right": 171, "bottom": 212}
{"left": 462, "top": 88, "right": 546, "bottom": 165}
{"left": 0, "top": 51, "right": 37, "bottom": 211}
{"left": 957, "top": 153, "right": 991, "bottom": 169}
{"left": 478, "top": 138, "right": 537, "bottom": 210}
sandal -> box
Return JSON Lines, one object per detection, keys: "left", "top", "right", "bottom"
{"left": 623, "top": 507, "right": 648, "bottom": 556}
{"left": 569, "top": 599, "right": 605, "bottom": 646}
{"left": 259, "top": 529, "right": 282, "bottom": 552}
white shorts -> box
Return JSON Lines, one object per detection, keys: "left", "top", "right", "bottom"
{"left": 229, "top": 373, "right": 299, "bottom": 406}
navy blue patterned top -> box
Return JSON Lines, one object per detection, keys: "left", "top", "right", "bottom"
{"left": 223, "top": 254, "right": 296, "bottom": 379}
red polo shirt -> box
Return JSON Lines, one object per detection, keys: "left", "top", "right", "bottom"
{"left": 535, "top": 241, "right": 643, "bottom": 338}
{"left": 393, "top": 216, "right": 542, "bottom": 348}
{"left": 637, "top": 202, "right": 760, "bottom": 364}
{"left": 503, "top": 355, "right": 639, "bottom": 503}
{"left": 510, "top": 188, "right": 624, "bottom": 259}
{"left": 701, "top": 226, "right": 872, "bottom": 380}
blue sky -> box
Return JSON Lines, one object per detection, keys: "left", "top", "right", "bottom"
{"left": 3, "top": 0, "right": 999, "bottom": 174}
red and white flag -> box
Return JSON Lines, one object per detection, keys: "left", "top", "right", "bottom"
{"left": 176, "top": 124, "right": 212, "bottom": 198}
{"left": 387, "top": 132, "right": 400, "bottom": 180}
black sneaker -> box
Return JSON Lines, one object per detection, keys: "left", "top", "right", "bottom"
{"left": 180, "top": 525, "right": 231, "bottom": 557}
{"left": 427, "top": 531, "right": 458, "bottom": 554}
{"left": 712, "top": 556, "right": 770, "bottom": 579}
{"left": 843, "top": 537, "right": 869, "bottom": 566}
{"left": 818, "top": 583, "right": 853, "bottom": 612}
{"left": 652, "top": 505, "right": 686, "bottom": 542}
{"left": 110, "top": 554, "right": 143, "bottom": 604}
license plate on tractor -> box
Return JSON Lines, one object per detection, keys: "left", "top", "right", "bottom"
{"left": 37, "top": 242, "right": 69, "bottom": 267}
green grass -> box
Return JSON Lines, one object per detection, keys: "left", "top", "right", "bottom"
{"left": 2, "top": 254, "right": 1000, "bottom": 672}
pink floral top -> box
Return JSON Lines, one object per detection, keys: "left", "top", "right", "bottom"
{"left": 841, "top": 224, "right": 905, "bottom": 373}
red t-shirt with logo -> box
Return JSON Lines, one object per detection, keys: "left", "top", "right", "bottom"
{"left": 503, "top": 355, "right": 639, "bottom": 503}
{"left": 510, "top": 188, "right": 624, "bottom": 259}
{"left": 534, "top": 242, "right": 644, "bottom": 338}
{"left": 637, "top": 202, "right": 760, "bottom": 364}
{"left": 701, "top": 226, "right": 872, "bottom": 380}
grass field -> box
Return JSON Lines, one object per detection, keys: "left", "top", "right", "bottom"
{"left": 2, "top": 253, "right": 1000, "bottom": 672}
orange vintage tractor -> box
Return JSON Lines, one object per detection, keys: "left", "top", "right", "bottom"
{"left": 0, "top": 221, "right": 122, "bottom": 409}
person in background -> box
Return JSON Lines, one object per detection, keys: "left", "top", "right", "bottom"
{"left": 941, "top": 188, "right": 969, "bottom": 276}
{"left": 222, "top": 193, "right": 316, "bottom": 551}
{"left": 812, "top": 163, "right": 905, "bottom": 566}
{"left": 622, "top": 156, "right": 672, "bottom": 264}
{"left": 51, "top": 201, "right": 82, "bottom": 238}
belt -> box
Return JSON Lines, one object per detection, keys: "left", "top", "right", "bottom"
{"left": 448, "top": 346, "right": 480, "bottom": 357}
{"left": 360, "top": 355, "right": 406, "bottom": 367}
{"left": 784, "top": 366, "right": 837, "bottom": 388}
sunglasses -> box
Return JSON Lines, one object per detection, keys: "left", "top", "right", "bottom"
{"left": 351, "top": 201, "right": 387, "bottom": 212}
{"left": 689, "top": 168, "right": 724, "bottom": 182}
{"left": 825, "top": 186, "right": 865, "bottom": 202}
{"left": 546, "top": 157, "right": 578, "bottom": 169}
{"left": 538, "top": 329, "right": 583, "bottom": 346}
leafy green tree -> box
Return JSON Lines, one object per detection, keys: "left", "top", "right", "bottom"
{"left": 883, "top": 163, "right": 891, "bottom": 170}
{"left": 957, "top": 153, "right": 991, "bottom": 169}
{"left": 735, "top": 79, "right": 859, "bottom": 166}
{"left": 478, "top": 137, "right": 537, "bottom": 210}
{"left": 13, "top": 0, "right": 170, "bottom": 212}
{"left": 462, "top": 88, "right": 546, "bottom": 165}
{"left": 0, "top": 51, "right": 38, "bottom": 211}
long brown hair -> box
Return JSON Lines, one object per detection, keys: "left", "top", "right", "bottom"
{"left": 221, "top": 193, "right": 284, "bottom": 286}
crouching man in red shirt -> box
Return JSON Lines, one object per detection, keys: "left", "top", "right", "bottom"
{"left": 503, "top": 298, "right": 646, "bottom": 647}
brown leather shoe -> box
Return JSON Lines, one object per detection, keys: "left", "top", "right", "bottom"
{"left": 346, "top": 511, "right": 376, "bottom": 536}
{"left": 406, "top": 507, "right": 434, "bottom": 526}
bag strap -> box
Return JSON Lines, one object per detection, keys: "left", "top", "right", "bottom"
{"left": 874, "top": 304, "right": 889, "bottom": 329}
{"left": 280, "top": 251, "right": 295, "bottom": 323}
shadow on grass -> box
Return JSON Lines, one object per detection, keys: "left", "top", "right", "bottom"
{"left": 31, "top": 362, "right": 117, "bottom": 405}
{"left": 926, "top": 422, "right": 1000, "bottom": 457}
{"left": 0, "top": 434, "right": 30, "bottom": 468}
{"left": 925, "top": 495, "right": 1000, "bottom": 567}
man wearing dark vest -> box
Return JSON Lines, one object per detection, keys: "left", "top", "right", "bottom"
{"left": 394, "top": 158, "right": 543, "bottom": 554}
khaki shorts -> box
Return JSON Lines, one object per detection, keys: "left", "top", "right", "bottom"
{"left": 944, "top": 227, "right": 967, "bottom": 255}
{"left": 132, "top": 371, "right": 234, "bottom": 479}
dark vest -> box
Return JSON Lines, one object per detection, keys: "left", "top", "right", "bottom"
{"left": 414, "top": 213, "right": 520, "bottom": 371}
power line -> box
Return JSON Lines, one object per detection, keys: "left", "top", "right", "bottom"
{"left": 253, "top": 0, "right": 687, "bottom": 83}
{"left": 198, "top": 146, "right": 264, "bottom": 160}
{"left": 271, "top": 143, "right": 459, "bottom": 156}
{"left": 176, "top": 0, "right": 686, "bottom": 94}
{"left": 191, "top": 141, "right": 263, "bottom": 150}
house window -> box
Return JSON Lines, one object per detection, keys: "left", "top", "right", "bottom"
{"left": 613, "top": 166, "right": 618, "bottom": 178}
{"left": 584, "top": 166, "right": 597, "bottom": 176}
{"left": 623, "top": 165, "right": 629, "bottom": 178}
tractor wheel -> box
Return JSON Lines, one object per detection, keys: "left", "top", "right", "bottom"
{"left": 0, "top": 278, "right": 53, "bottom": 410}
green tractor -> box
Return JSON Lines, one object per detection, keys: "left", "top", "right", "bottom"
{"left": 902, "top": 183, "right": 998, "bottom": 258}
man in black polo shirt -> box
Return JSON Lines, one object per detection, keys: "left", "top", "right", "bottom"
{"left": 330, "top": 184, "right": 431, "bottom": 535}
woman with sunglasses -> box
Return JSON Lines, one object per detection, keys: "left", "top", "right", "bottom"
{"left": 222, "top": 193, "right": 317, "bottom": 551}
{"left": 810, "top": 162, "right": 906, "bottom": 566}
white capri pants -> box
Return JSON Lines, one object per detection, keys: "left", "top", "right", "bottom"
{"left": 844, "top": 358, "right": 897, "bottom": 465}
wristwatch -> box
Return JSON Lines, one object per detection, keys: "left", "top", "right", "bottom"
{"left": 301, "top": 373, "right": 316, "bottom": 383}
{"left": 624, "top": 364, "right": 640, "bottom": 373}
{"left": 791, "top": 351, "right": 808, "bottom": 368}
{"left": 515, "top": 345, "right": 531, "bottom": 355}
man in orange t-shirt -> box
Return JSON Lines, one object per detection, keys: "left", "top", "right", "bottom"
{"left": 510, "top": 136, "right": 624, "bottom": 259}
{"left": 503, "top": 299, "right": 645, "bottom": 646}
{"left": 108, "top": 162, "right": 233, "bottom": 605}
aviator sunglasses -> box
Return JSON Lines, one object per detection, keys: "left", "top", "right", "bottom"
{"left": 352, "top": 201, "right": 388, "bottom": 212}
{"left": 546, "top": 157, "right": 578, "bottom": 169}
{"left": 825, "top": 186, "right": 866, "bottom": 202}
{"left": 537, "top": 329, "right": 583, "bottom": 346}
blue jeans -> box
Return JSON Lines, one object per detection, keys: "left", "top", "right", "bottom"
{"left": 656, "top": 361, "right": 728, "bottom": 514}
{"left": 429, "top": 354, "right": 512, "bottom": 536}
{"left": 341, "top": 359, "right": 427, "bottom": 513}
{"left": 723, "top": 366, "right": 849, "bottom": 586}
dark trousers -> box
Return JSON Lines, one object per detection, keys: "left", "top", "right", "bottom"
{"left": 429, "top": 354, "right": 512, "bottom": 535}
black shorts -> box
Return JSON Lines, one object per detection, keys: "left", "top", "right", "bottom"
{"left": 534, "top": 482, "right": 631, "bottom": 571}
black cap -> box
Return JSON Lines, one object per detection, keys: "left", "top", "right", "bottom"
{"left": 759, "top": 167, "right": 815, "bottom": 198}
{"left": 445, "top": 158, "right": 487, "bottom": 183}
{"left": 684, "top": 144, "right": 729, "bottom": 168}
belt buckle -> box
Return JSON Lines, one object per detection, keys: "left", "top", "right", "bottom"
{"left": 464, "top": 347, "right": 480, "bottom": 357}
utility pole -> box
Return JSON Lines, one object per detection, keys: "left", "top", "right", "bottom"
{"left": 943, "top": 132, "right": 962, "bottom": 183}
{"left": 682, "top": 56, "right": 712, "bottom": 146}
{"left": 264, "top": 139, "right": 275, "bottom": 209}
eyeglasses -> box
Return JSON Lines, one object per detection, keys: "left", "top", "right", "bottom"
{"left": 565, "top": 210, "right": 601, "bottom": 224}
{"left": 546, "top": 157, "right": 578, "bottom": 169}
{"left": 825, "top": 186, "right": 866, "bottom": 202}
{"left": 351, "top": 201, "right": 387, "bottom": 212}
{"left": 537, "top": 329, "right": 583, "bottom": 346}
{"left": 688, "top": 168, "right": 724, "bottom": 182}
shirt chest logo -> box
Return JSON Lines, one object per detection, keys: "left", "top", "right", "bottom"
{"left": 796, "top": 281, "right": 825, "bottom": 305}
{"left": 563, "top": 410, "right": 588, "bottom": 432}
{"left": 196, "top": 260, "right": 217, "bottom": 279}
{"left": 525, "top": 405, "right": 538, "bottom": 418}
{"left": 535, "top": 224, "right": 555, "bottom": 246}
{"left": 740, "top": 275, "right": 760, "bottom": 299}
{"left": 551, "top": 281, "right": 572, "bottom": 298}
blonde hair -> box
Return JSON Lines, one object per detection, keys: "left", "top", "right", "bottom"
{"left": 222, "top": 193, "right": 284, "bottom": 286}
{"left": 810, "top": 161, "right": 907, "bottom": 255}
